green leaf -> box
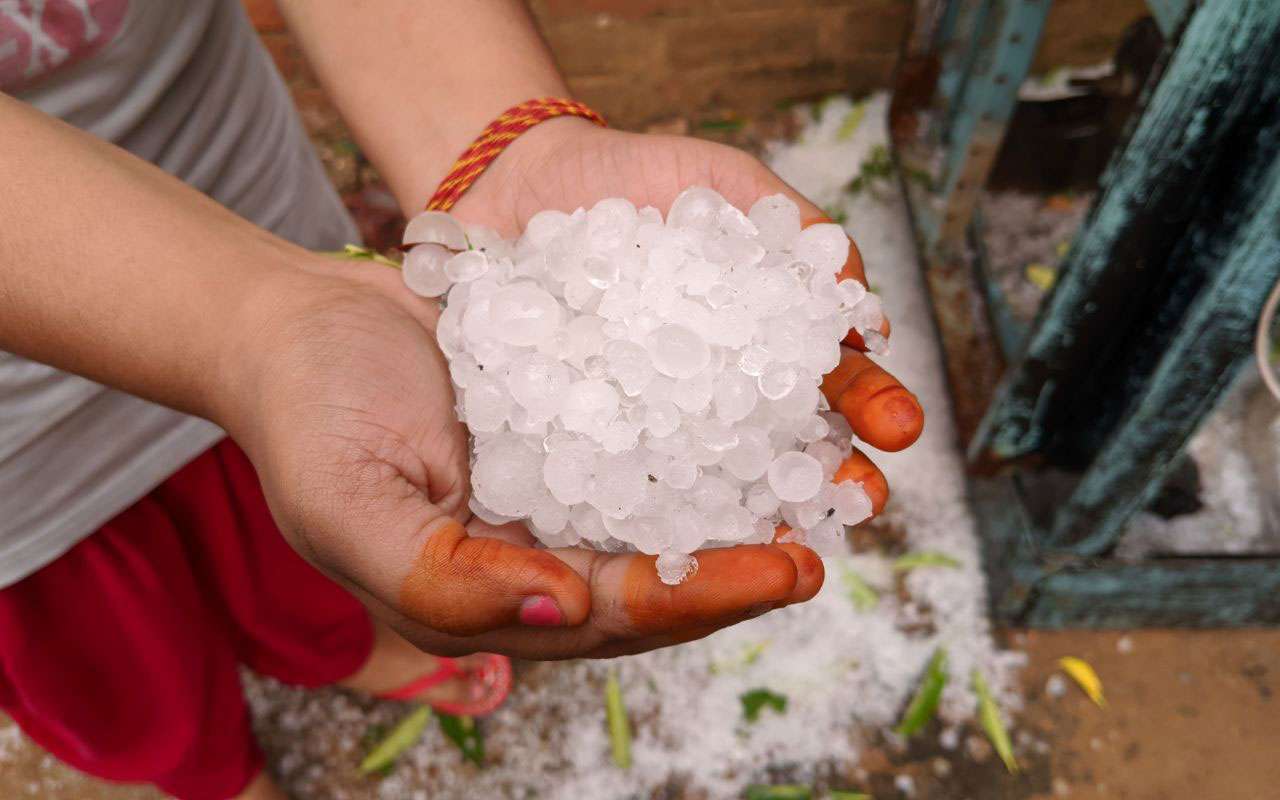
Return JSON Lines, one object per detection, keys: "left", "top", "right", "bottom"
{"left": 895, "top": 648, "right": 948, "bottom": 736}
{"left": 835, "top": 101, "right": 868, "bottom": 141}
{"left": 840, "top": 565, "right": 879, "bottom": 611}
{"left": 605, "top": 670, "right": 633, "bottom": 769}
{"left": 359, "top": 705, "right": 432, "bottom": 774}
{"left": 973, "top": 670, "right": 1019, "bottom": 773}
{"left": 739, "top": 687, "right": 788, "bottom": 723}
{"left": 437, "top": 713, "right": 485, "bottom": 767}
{"left": 892, "top": 551, "right": 962, "bottom": 573}
{"left": 327, "top": 243, "right": 401, "bottom": 269}
{"left": 745, "top": 785, "right": 811, "bottom": 800}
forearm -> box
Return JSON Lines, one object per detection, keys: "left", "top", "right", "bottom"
{"left": 0, "top": 94, "right": 302, "bottom": 422}
{"left": 276, "top": 0, "right": 572, "bottom": 213}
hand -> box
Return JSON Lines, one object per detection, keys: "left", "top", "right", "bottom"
{"left": 225, "top": 250, "right": 823, "bottom": 661}
{"left": 226, "top": 121, "right": 922, "bottom": 662}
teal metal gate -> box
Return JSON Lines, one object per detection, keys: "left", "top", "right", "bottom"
{"left": 891, "top": 0, "right": 1280, "bottom": 626}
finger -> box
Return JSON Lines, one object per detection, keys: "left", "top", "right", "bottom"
{"left": 373, "top": 541, "right": 819, "bottom": 661}
{"left": 821, "top": 347, "right": 923, "bottom": 452}
{"left": 833, "top": 450, "right": 890, "bottom": 515}
{"left": 568, "top": 544, "right": 799, "bottom": 638}
{"left": 394, "top": 516, "right": 592, "bottom": 636}
{"left": 773, "top": 542, "right": 825, "bottom": 604}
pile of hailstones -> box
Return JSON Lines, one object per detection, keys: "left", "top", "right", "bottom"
{"left": 400, "top": 187, "right": 886, "bottom": 584}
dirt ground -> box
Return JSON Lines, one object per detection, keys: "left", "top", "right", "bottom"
{"left": 2, "top": 628, "right": 1276, "bottom": 799}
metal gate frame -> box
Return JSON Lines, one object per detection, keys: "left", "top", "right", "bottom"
{"left": 889, "top": 0, "right": 1280, "bottom": 626}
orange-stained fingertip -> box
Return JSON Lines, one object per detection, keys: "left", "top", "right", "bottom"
{"left": 822, "top": 350, "right": 924, "bottom": 452}
{"left": 774, "top": 542, "right": 825, "bottom": 604}
{"left": 836, "top": 385, "right": 923, "bottom": 452}
{"left": 398, "top": 515, "right": 591, "bottom": 636}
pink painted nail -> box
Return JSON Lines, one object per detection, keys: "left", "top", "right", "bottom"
{"left": 518, "top": 595, "right": 564, "bottom": 627}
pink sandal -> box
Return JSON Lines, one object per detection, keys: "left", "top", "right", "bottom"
{"left": 377, "top": 653, "right": 513, "bottom": 717}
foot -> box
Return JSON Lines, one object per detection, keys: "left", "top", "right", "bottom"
{"left": 234, "top": 770, "right": 289, "bottom": 800}
{"left": 340, "top": 619, "right": 495, "bottom": 708}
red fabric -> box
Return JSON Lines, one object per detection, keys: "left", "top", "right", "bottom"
{"left": 0, "top": 439, "right": 374, "bottom": 800}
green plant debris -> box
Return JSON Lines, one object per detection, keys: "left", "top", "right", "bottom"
{"left": 823, "top": 206, "right": 849, "bottom": 225}
{"left": 835, "top": 101, "right": 868, "bottom": 141}
{"left": 605, "top": 670, "right": 633, "bottom": 769}
{"left": 711, "top": 641, "right": 771, "bottom": 675}
{"left": 973, "top": 670, "right": 1019, "bottom": 773}
{"left": 847, "top": 144, "right": 895, "bottom": 195}
{"left": 745, "top": 784, "right": 812, "bottom": 800}
{"left": 829, "top": 792, "right": 872, "bottom": 800}
{"left": 811, "top": 95, "right": 838, "bottom": 121}
{"left": 839, "top": 565, "right": 879, "bottom": 611}
{"left": 895, "top": 648, "right": 949, "bottom": 736}
{"left": 359, "top": 705, "right": 432, "bottom": 775}
{"left": 437, "top": 713, "right": 485, "bottom": 767}
{"left": 892, "top": 551, "right": 962, "bottom": 573}
{"left": 739, "top": 687, "right": 788, "bottom": 723}
{"left": 697, "top": 117, "right": 746, "bottom": 132}
{"left": 329, "top": 243, "right": 401, "bottom": 269}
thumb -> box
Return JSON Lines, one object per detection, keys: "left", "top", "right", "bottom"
{"left": 398, "top": 516, "right": 592, "bottom": 636}
{"left": 320, "top": 489, "right": 591, "bottom": 638}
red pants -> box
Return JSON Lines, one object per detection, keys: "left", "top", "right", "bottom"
{"left": 0, "top": 440, "right": 375, "bottom": 800}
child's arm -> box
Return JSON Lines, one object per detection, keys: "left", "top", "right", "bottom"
{"left": 0, "top": 92, "right": 290, "bottom": 422}
{"left": 274, "top": 0, "right": 574, "bottom": 214}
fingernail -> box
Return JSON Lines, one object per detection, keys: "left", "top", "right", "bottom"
{"left": 518, "top": 595, "right": 564, "bottom": 627}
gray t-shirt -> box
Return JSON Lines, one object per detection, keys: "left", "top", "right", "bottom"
{"left": 0, "top": 0, "right": 360, "bottom": 586}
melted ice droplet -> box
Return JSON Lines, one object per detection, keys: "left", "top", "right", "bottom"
{"left": 656, "top": 552, "right": 698, "bottom": 585}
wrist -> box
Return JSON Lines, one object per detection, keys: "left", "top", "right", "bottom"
{"left": 207, "top": 246, "right": 321, "bottom": 446}
{"left": 448, "top": 115, "right": 603, "bottom": 231}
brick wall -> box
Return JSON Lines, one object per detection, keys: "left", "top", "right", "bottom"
{"left": 246, "top": 0, "right": 1149, "bottom": 134}
{"left": 531, "top": 0, "right": 911, "bottom": 129}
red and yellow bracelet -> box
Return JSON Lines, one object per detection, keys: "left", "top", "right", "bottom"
{"left": 426, "top": 97, "right": 607, "bottom": 213}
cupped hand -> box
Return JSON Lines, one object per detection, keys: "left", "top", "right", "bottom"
{"left": 225, "top": 119, "right": 921, "bottom": 661}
